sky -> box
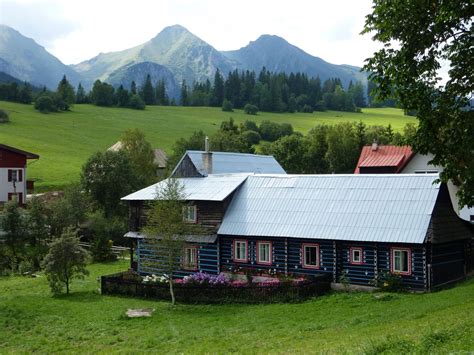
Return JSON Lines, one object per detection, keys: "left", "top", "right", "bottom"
{"left": 0, "top": 0, "right": 381, "bottom": 66}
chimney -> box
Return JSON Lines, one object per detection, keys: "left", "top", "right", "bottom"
{"left": 371, "top": 139, "right": 378, "bottom": 151}
{"left": 202, "top": 136, "right": 212, "bottom": 175}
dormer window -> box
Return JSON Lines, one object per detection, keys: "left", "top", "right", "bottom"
{"left": 183, "top": 205, "right": 197, "bottom": 223}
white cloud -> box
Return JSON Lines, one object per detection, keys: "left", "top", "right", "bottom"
{"left": 1, "top": 0, "right": 381, "bottom": 66}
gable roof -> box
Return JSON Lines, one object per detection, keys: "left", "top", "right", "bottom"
{"left": 218, "top": 174, "right": 441, "bottom": 244}
{"left": 0, "top": 144, "right": 39, "bottom": 159}
{"left": 172, "top": 151, "right": 286, "bottom": 176}
{"left": 355, "top": 145, "right": 414, "bottom": 173}
{"left": 121, "top": 174, "right": 249, "bottom": 201}
{"left": 108, "top": 141, "right": 167, "bottom": 168}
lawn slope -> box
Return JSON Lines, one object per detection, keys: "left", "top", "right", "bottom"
{"left": 0, "top": 261, "right": 472, "bottom": 353}
{"left": 0, "top": 102, "right": 416, "bottom": 190}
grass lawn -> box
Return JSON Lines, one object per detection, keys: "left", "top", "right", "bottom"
{"left": 0, "top": 102, "right": 416, "bottom": 191}
{"left": 0, "top": 261, "right": 472, "bottom": 353}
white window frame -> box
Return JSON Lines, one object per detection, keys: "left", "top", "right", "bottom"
{"left": 256, "top": 241, "right": 272, "bottom": 265}
{"left": 350, "top": 247, "right": 363, "bottom": 265}
{"left": 391, "top": 247, "right": 411, "bottom": 275}
{"left": 183, "top": 205, "right": 197, "bottom": 223}
{"left": 182, "top": 246, "right": 198, "bottom": 270}
{"left": 302, "top": 243, "right": 320, "bottom": 269}
{"left": 233, "top": 240, "right": 248, "bottom": 263}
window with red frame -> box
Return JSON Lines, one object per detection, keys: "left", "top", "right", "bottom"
{"left": 391, "top": 248, "right": 411, "bottom": 275}
{"left": 302, "top": 244, "right": 319, "bottom": 269}
{"left": 256, "top": 241, "right": 272, "bottom": 265}
{"left": 233, "top": 240, "right": 248, "bottom": 262}
{"left": 350, "top": 247, "right": 363, "bottom": 265}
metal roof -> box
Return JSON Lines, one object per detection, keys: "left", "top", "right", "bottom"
{"left": 355, "top": 145, "right": 414, "bottom": 173}
{"left": 184, "top": 151, "right": 286, "bottom": 175}
{"left": 360, "top": 154, "right": 405, "bottom": 168}
{"left": 121, "top": 174, "right": 249, "bottom": 201}
{"left": 124, "top": 231, "right": 217, "bottom": 243}
{"left": 218, "top": 174, "right": 441, "bottom": 244}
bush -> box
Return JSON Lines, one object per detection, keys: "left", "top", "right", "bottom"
{"left": 244, "top": 103, "right": 258, "bottom": 115}
{"left": 34, "top": 94, "right": 57, "bottom": 113}
{"left": 241, "top": 120, "right": 258, "bottom": 132}
{"left": 222, "top": 99, "right": 233, "bottom": 112}
{"left": 0, "top": 109, "right": 9, "bottom": 123}
{"left": 241, "top": 130, "right": 261, "bottom": 146}
{"left": 128, "top": 94, "right": 145, "bottom": 110}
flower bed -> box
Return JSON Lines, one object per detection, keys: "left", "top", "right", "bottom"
{"left": 101, "top": 271, "right": 331, "bottom": 304}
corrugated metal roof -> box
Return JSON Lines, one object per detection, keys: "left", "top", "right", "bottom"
{"left": 360, "top": 154, "right": 405, "bottom": 168}
{"left": 124, "top": 231, "right": 217, "bottom": 243}
{"left": 355, "top": 145, "right": 414, "bottom": 173}
{"left": 185, "top": 151, "right": 286, "bottom": 175}
{"left": 121, "top": 174, "right": 249, "bottom": 201}
{"left": 218, "top": 174, "right": 441, "bottom": 244}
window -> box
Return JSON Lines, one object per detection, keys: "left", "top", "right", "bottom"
{"left": 350, "top": 247, "right": 363, "bottom": 265}
{"left": 182, "top": 246, "right": 198, "bottom": 270}
{"left": 8, "top": 169, "right": 22, "bottom": 182}
{"left": 183, "top": 205, "right": 197, "bottom": 223}
{"left": 302, "top": 243, "right": 320, "bottom": 269}
{"left": 233, "top": 240, "right": 248, "bottom": 262}
{"left": 8, "top": 193, "right": 23, "bottom": 203}
{"left": 391, "top": 248, "right": 411, "bottom": 275}
{"left": 256, "top": 241, "right": 272, "bottom": 265}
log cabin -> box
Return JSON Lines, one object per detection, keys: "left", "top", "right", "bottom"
{"left": 123, "top": 151, "right": 473, "bottom": 291}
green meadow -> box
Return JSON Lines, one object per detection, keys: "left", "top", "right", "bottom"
{"left": 0, "top": 260, "right": 472, "bottom": 353}
{"left": 0, "top": 102, "right": 416, "bottom": 190}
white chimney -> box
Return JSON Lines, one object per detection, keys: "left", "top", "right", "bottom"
{"left": 371, "top": 139, "right": 378, "bottom": 151}
{"left": 205, "top": 136, "right": 209, "bottom": 152}
{"left": 202, "top": 136, "right": 212, "bottom": 175}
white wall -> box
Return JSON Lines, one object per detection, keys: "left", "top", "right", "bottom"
{"left": 0, "top": 167, "right": 26, "bottom": 204}
{"left": 401, "top": 153, "right": 473, "bottom": 222}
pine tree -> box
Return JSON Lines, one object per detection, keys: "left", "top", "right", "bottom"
{"left": 56, "top": 75, "right": 75, "bottom": 110}
{"left": 180, "top": 80, "right": 189, "bottom": 106}
{"left": 75, "top": 83, "right": 87, "bottom": 104}
{"left": 141, "top": 74, "right": 155, "bottom": 105}
{"left": 130, "top": 81, "right": 137, "bottom": 95}
{"left": 155, "top": 80, "right": 168, "bottom": 105}
{"left": 211, "top": 69, "right": 224, "bottom": 107}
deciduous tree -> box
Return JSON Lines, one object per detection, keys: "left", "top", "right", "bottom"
{"left": 42, "top": 229, "right": 89, "bottom": 295}
{"left": 363, "top": 0, "right": 473, "bottom": 206}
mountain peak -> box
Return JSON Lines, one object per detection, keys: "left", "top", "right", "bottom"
{"left": 154, "top": 24, "right": 192, "bottom": 38}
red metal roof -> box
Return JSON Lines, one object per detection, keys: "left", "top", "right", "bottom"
{"left": 354, "top": 145, "right": 414, "bottom": 174}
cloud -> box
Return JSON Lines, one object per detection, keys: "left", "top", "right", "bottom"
{"left": 0, "top": 0, "right": 80, "bottom": 47}
{"left": 1, "top": 0, "right": 381, "bottom": 67}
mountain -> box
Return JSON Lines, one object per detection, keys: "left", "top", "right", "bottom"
{"left": 106, "top": 62, "right": 180, "bottom": 99}
{"left": 72, "top": 25, "right": 235, "bottom": 87}
{"left": 0, "top": 25, "right": 82, "bottom": 89}
{"left": 222, "top": 35, "right": 366, "bottom": 88}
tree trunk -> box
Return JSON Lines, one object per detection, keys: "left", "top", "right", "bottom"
{"left": 169, "top": 275, "right": 175, "bottom": 306}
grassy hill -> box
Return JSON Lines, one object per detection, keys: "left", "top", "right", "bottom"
{"left": 0, "top": 261, "right": 472, "bottom": 353}
{"left": 0, "top": 101, "right": 416, "bottom": 191}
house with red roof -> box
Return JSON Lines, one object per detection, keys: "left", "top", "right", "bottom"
{"left": 355, "top": 142, "right": 473, "bottom": 223}
{"left": 354, "top": 142, "right": 414, "bottom": 174}
{"left": 0, "top": 144, "right": 39, "bottom": 206}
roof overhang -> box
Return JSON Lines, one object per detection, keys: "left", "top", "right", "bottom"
{"left": 0, "top": 144, "right": 39, "bottom": 159}
{"left": 124, "top": 231, "right": 217, "bottom": 243}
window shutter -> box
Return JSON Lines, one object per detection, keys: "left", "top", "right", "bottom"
{"left": 8, "top": 170, "right": 12, "bottom": 182}
{"left": 18, "top": 170, "right": 23, "bottom": 182}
